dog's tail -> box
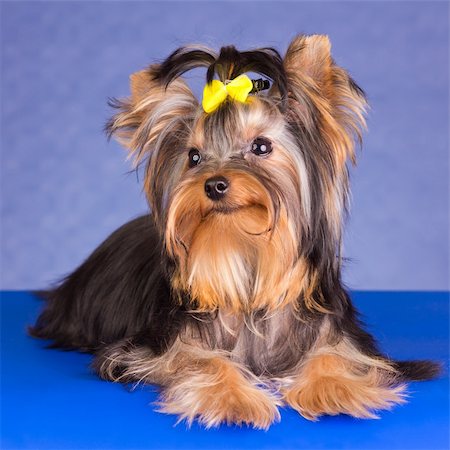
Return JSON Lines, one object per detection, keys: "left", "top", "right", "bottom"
{"left": 393, "top": 359, "right": 442, "bottom": 381}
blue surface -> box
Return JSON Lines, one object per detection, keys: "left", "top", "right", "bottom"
{"left": 1, "top": 291, "right": 448, "bottom": 450}
{"left": 1, "top": 1, "right": 449, "bottom": 291}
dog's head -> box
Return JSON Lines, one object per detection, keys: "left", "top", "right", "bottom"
{"left": 107, "top": 35, "right": 367, "bottom": 314}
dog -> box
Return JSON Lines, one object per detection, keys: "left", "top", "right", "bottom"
{"left": 30, "top": 35, "right": 439, "bottom": 429}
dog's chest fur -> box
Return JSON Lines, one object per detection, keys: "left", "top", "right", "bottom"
{"left": 185, "top": 305, "right": 321, "bottom": 377}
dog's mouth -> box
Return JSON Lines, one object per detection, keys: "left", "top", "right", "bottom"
{"left": 199, "top": 203, "right": 272, "bottom": 236}
{"left": 200, "top": 206, "right": 242, "bottom": 221}
{"left": 201, "top": 203, "right": 260, "bottom": 220}
{"left": 210, "top": 205, "right": 244, "bottom": 215}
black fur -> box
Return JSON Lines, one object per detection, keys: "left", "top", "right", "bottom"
{"left": 30, "top": 216, "right": 183, "bottom": 355}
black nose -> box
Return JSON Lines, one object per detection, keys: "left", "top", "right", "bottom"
{"left": 204, "top": 176, "right": 229, "bottom": 201}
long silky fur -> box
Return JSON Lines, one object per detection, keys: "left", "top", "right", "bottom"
{"left": 31, "top": 36, "right": 440, "bottom": 427}
{"left": 31, "top": 214, "right": 440, "bottom": 381}
{"left": 30, "top": 216, "right": 184, "bottom": 354}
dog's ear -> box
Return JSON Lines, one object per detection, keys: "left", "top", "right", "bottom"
{"left": 129, "top": 70, "right": 155, "bottom": 103}
{"left": 106, "top": 65, "right": 198, "bottom": 164}
{"left": 285, "top": 34, "right": 332, "bottom": 84}
{"left": 284, "top": 34, "right": 367, "bottom": 165}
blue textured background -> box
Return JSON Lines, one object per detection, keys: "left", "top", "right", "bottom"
{"left": 1, "top": 1, "right": 448, "bottom": 290}
{"left": 2, "top": 291, "right": 449, "bottom": 449}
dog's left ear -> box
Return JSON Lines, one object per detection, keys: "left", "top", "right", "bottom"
{"left": 284, "top": 34, "right": 367, "bottom": 165}
{"left": 106, "top": 65, "right": 198, "bottom": 164}
{"left": 106, "top": 66, "right": 199, "bottom": 225}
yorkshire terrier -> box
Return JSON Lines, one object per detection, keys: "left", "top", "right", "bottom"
{"left": 30, "top": 35, "right": 439, "bottom": 429}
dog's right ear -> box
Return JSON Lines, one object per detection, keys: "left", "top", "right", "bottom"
{"left": 284, "top": 34, "right": 367, "bottom": 167}
{"left": 106, "top": 65, "right": 199, "bottom": 164}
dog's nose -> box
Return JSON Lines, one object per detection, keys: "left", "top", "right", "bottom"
{"left": 204, "top": 176, "right": 229, "bottom": 201}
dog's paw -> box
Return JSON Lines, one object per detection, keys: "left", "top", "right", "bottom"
{"left": 284, "top": 371, "right": 406, "bottom": 420}
{"left": 157, "top": 369, "right": 280, "bottom": 429}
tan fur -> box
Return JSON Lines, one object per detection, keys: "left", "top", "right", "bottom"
{"left": 98, "top": 316, "right": 406, "bottom": 426}
{"left": 283, "top": 338, "right": 406, "bottom": 420}
{"left": 166, "top": 170, "right": 305, "bottom": 314}
{"left": 164, "top": 98, "right": 322, "bottom": 314}
{"left": 284, "top": 35, "right": 367, "bottom": 167}
{"left": 159, "top": 355, "right": 280, "bottom": 429}
{"left": 98, "top": 338, "right": 280, "bottom": 429}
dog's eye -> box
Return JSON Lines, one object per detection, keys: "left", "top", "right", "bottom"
{"left": 188, "top": 148, "right": 202, "bottom": 167}
{"left": 251, "top": 137, "right": 272, "bottom": 156}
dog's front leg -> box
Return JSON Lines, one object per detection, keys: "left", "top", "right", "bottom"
{"left": 282, "top": 337, "right": 406, "bottom": 420}
{"left": 94, "top": 337, "right": 280, "bottom": 429}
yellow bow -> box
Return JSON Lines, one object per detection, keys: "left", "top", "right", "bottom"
{"left": 202, "top": 74, "right": 253, "bottom": 113}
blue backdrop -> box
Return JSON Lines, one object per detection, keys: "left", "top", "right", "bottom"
{"left": 1, "top": 1, "right": 448, "bottom": 290}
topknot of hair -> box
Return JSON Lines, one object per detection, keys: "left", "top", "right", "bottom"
{"left": 153, "top": 44, "right": 289, "bottom": 110}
